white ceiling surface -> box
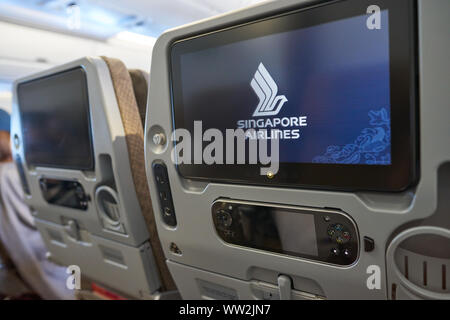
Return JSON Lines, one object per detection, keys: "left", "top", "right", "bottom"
{"left": 0, "top": 20, "right": 154, "bottom": 80}
{"left": 0, "top": 0, "right": 266, "bottom": 112}
{"left": 90, "top": 0, "right": 266, "bottom": 34}
{"left": 0, "top": 0, "right": 266, "bottom": 39}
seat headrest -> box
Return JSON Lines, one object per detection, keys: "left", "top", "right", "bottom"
{"left": 128, "top": 70, "right": 149, "bottom": 127}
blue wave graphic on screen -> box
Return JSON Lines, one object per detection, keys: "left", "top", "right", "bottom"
{"left": 312, "top": 108, "right": 391, "bottom": 165}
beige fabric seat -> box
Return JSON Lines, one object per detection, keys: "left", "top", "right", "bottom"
{"left": 101, "top": 57, "right": 176, "bottom": 292}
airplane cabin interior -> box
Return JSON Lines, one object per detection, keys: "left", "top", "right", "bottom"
{"left": 0, "top": 0, "right": 449, "bottom": 306}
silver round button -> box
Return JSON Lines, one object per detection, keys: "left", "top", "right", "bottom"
{"left": 152, "top": 133, "right": 166, "bottom": 146}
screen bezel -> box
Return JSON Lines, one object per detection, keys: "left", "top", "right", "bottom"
{"left": 17, "top": 67, "right": 95, "bottom": 171}
{"left": 170, "top": 0, "right": 418, "bottom": 192}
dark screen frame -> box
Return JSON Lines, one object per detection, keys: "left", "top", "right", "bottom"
{"left": 170, "top": 0, "right": 419, "bottom": 192}
{"left": 17, "top": 67, "right": 95, "bottom": 171}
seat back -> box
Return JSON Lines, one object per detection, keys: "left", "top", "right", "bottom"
{"left": 144, "top": 0, "right": 449, "bottom": 300}
{"left": 11, "top": 56, "right": 175, "bottom": 298}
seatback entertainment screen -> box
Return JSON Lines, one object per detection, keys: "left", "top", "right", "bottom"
{"left": 18, "top": 68, "right": 94, "bottom": 170}
{"left": 170, "top": 0, "right": 417, "bottom": 191}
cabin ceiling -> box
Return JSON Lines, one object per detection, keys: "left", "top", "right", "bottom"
{"left": 0, "top": 0, "right": 267, "bottom": 109}
{"left": 0, "top": 0, "right": 266, "bottom": 40}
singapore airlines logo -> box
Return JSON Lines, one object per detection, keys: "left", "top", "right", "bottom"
{"left": 251, "top": 63, "right": 288, "bottom": 117}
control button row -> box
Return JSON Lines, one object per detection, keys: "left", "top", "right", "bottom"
{"left": 330, "top": 247, "right": 352, "bottom": 258}
{"left": 153, "top": 162, "right": 177, "bottom": 227}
